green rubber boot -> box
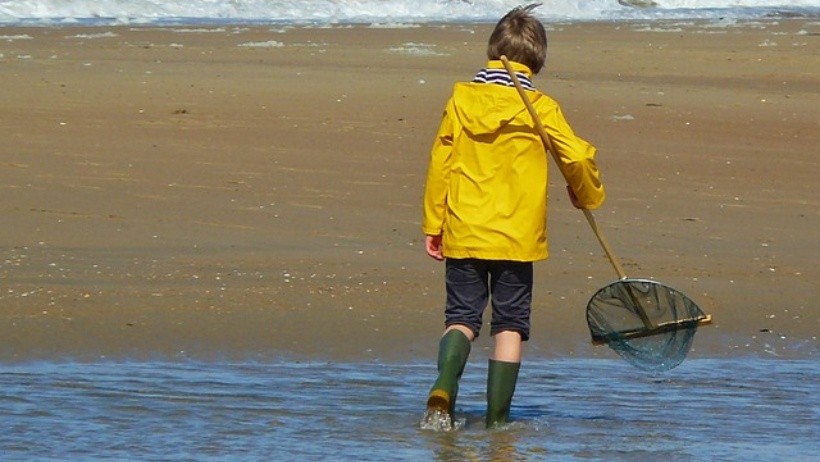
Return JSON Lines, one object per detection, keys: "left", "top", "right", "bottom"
{"left": 426, "top": 329, "right": 471, "bottom": 418}
{"left": 485, "top": 359, "right": 520, "bottom": 428}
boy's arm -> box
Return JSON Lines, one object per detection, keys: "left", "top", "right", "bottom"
{"left": 422, "top": 107, "right": 455, "bottom": 237}
{"left": 540, "top": 104, "right": 605, "bottom": 210}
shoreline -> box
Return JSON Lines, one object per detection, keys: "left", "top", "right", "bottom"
{"left": 1, "top": 20, "right": 817, "bottom": 362}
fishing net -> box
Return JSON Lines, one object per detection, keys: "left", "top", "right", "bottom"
{"left": 502, "top": 55, "right": 713, "bottom": 372}
{"left": 586, "top": 279, "right": 708, "bottom": 372}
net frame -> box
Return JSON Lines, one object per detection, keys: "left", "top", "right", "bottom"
{"left": 586, "top": 278, "right": 708, "bottom": 372}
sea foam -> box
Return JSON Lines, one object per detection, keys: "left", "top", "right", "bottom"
{"left": 0, "top": 0, "right": 818, "bottom": 25}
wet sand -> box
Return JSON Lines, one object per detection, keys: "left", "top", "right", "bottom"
{"left": 1, "top": 20, "right": 817, "bottom": 362}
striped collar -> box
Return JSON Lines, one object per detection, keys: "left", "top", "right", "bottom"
{"left": 472, "top": 68, "right": 535, "bottom": 90}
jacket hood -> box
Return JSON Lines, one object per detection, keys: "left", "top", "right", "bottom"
{"left": 449, "top": 61, "right": 536, "bottom": 136}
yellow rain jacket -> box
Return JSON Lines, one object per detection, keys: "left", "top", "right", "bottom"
{"left": 422, "top": 60, "right": 604, "bottom": 262}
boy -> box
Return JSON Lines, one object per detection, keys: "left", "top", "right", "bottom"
{"left": 421, "top": 4, "right": 605, "bottom": 429}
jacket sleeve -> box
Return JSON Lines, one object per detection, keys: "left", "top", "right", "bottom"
{"left": 540, "top": 103, "right": 605, "bottom": 210}
{"left": 422, "top": 104, "right": 455, "bottom": 235}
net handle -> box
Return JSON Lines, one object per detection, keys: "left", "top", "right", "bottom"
{"left": 500, "top": 56, "right": 654, "bottom": 330}
{"left": 499, "top": 56, "right": 627, "bottom": 280}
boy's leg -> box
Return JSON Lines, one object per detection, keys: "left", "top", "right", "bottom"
{"left": 426, "top": 326, "right": 473, "bottom": 417}
{"left": 427, "top": 259, "right": 488, "bottom": 419}
{"left": 486, "top": 354, "right": 521, "bottom": 428}
{"left": 487, "top": 331, "right": 522, "bottom": 428}
{"left": 486, "top": 262, "right": 531, "bottom": 428}
{"left": 492, "top": 330, "right": 523, "bottom": 363}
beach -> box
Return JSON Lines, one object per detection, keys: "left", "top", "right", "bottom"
{"left": 1, "top": 20, "right": 817, "bottom": 362}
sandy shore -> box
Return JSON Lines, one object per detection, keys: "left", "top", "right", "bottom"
{"left": 1, "top": 20, "right": 817, "bottom": 362}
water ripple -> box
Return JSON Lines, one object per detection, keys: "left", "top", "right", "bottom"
{"left": 0, "top": 358, "right": 817, "bottom": 461}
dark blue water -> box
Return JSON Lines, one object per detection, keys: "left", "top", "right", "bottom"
{"left": 1, "top": 358, "right": 817, "bottom": 461}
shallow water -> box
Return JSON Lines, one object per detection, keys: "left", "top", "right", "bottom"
{"left": 1, "top": 358, "right": 817, "bottom": 461}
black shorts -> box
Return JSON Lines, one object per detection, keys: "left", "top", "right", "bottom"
{"left": 444, "top": 258, "right": 533, "bottom": 341}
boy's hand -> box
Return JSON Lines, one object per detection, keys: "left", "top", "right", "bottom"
{"left": 566, "top": 185, "right": 583, "bottom": 209}
{"left": 425, "top": 234, "right": 445, "bottom": 261}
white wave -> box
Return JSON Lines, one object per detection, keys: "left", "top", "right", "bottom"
{"left": 238, "top": 40, "right": 285, "bottom": 48}
{"left": 0, "top": 34, "right": 33, "bottom": 40}
{"left": 0, "top": 0, "right": 817, "bottom": 25}
{"left": 388, "top": 42, "right": 449, "bottom": 56}
{"left": 67, "top": 31, "right": 118, "bottom": 39}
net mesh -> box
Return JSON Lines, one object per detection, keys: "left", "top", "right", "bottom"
{"left": 586, "top": 279, "right": 706, "bottom": 372}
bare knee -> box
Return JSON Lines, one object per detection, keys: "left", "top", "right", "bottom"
{"left": 492, "top": 330, "right": 523, "bottom": 362}
{"left": 445, "top": 324, "right": 476, "bottom": 342}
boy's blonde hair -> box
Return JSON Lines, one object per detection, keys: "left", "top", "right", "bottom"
{"left": 486, "top": 3, "right": 547, "bottom": 74}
